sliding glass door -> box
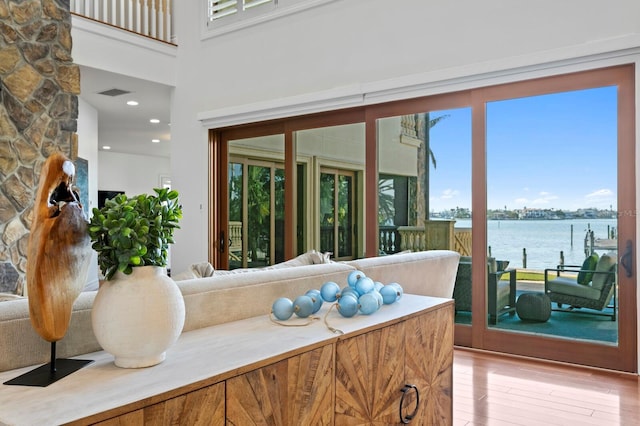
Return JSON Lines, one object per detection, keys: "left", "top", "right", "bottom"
{"left": 474, "top": 66, "right": 636, "bottom": 372}
{"left": 485, "top": 87, "right": 619, "bottom": 345}
{"left": 210, "top": 65, "right": 636, "bottom": 372}
{"left": 319, "top": 169, "right": 356, "bottom": 260}
{"left": 227, "top": 157, "right": 285, "bottom": 269}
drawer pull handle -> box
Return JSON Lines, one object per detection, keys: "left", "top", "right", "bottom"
{"left": 399, "top": 384, "right": 419, "bottom": 424}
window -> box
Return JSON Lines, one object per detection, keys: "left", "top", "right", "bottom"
{"left": 207, "top": 0, "right": 274, "bottom": 23}
{"left": 204, "top": 0, "right": 339, "bottom": 37}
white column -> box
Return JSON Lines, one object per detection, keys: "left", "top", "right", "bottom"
{"left": 135, "top": 0, "right": 141, "bottom": 34}
{"left": 117, "top": 0, "right": 124, "bottom": 28}
{"left": 166, "top": 0, "right": 172, "bottom": 43}
{"left": 143, "top": 0, "right": 150, "bottom": 36}
{"left": 150, "top": 0, "right": 157, "bottom": 39}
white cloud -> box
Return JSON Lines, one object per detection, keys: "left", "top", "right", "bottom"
{"left": 514, "top": 192, "right": 558, "bottom": 207}
{"left": 585, "top": 188, "right": 614, "bottom": 199}
{"left": 532, "top": 193, "right": 558, "bottom": 205}
{"left": 583, "top": 188, "right": 616, "bottom": 209}
{"left": 440, "top": 189, "right": 459, "bottom": 199}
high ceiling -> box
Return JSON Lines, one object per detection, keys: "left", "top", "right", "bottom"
{"left": 79, "top": 66, "right": 173, "bottom": 158}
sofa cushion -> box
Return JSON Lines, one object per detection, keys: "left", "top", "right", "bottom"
{"left": 173, "top": 261, "right": 215, "bottom": 281}
{"left": 264, "top": 249, "right": 332, "bottom": 269}
{"left": 591, "top": 253, "right": 616, "bottom": 291}
{"left": 344, "top": 250, "right": 460, "bottom": 299}
{"left": 577, "top": 253, "right": 599, "bottom": 285}
{"left": 546, "top": 277, "right": 601, "bottom": 299}
{"left": 0, "top": 292, "right": 100, "bottom": 373}
{"left": 178, "top": 262, "right": 356, "bottom": 332}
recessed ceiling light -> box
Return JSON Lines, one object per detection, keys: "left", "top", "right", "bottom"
{"left": 126, "top": 100, "right": 139, "bottom": 106}
{"left": 151, "top": 139, "right": 160, "bottom": 143}
{"left": 103, "top": 146, "right": 111, "bottom": 150}
{"left": 150, "top": 118, "right": 160, "bottom": 124}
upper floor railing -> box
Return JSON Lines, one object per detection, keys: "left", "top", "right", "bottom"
{"left": 70, "top": 0, "right": 174, "bottom": 44}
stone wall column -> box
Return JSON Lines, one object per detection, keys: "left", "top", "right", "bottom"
{"left": 0, "top": 0, "right": 80, "bottom": 295}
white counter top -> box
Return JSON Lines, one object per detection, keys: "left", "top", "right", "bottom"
{"left": 0, "top": 294, "right": 451, "bottom": 425}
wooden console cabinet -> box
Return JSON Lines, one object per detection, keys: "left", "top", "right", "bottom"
{"left": 336, "top": 304, "right": 453, "bottom": 424}
{"left": 0, "top": 295, "right": 453, "bottom": 425}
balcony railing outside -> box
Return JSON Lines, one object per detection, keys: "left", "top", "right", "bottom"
{"left": 70, "top": 0, "right": 173, "bottom": 44}
{"left": 379, "top": 225, "right": 400, "bottom": 254}
{"left": 396, "top": 225, "right": 472, "bottom": 255}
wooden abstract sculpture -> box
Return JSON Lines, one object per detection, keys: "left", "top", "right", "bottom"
{"left": 27, "top": 152, "right": 92, "bottom": 343}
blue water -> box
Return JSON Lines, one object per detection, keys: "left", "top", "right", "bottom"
{"left": 454, "top": 219, "right": 617, "bottom": 270}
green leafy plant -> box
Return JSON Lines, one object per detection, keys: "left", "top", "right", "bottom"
{"left": 88, "top": 188, "right": 182, "bottom": 280}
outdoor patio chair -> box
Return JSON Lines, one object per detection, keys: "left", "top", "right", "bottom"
{"left": 453, "top": 256, "right": 516, "bottom": 325}
{"left": 544, "top": 252, "right": 617, "bottom": 321}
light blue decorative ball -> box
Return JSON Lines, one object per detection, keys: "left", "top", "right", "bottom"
{"left": 374, "top": 281, "right": 384, "bottom": 292}
{"left": 358, "top": 292, "right": 380, "bottom": 315}
{"left": 293, "top": 295, "right": 315, "bottom": 318}
{"left": 388, "top": 282, "right": 404, "bottom": 300}
{"left": 355, "top": 276, "right": 375, "bottom": 296}
{"left": 337, "top": 294, "right": 359, "bottom": 317}
{"left": 320, "top": 281, "right": 341, "bottom": 302}
{"left": 371, "top": 289, "right": 383, "bottom": 307}
{"left": 305, "top": 289, "right": 323, "bottom": 313}
{"left": 347, "top": 270, "right": 366, "bottom": 288}
{"left": 272, "top": 297, "right": 294, "bottom": 320}
{"left": 340, "top": 286, "right": 359, "bottom": 298}
{"left": 380, "top": 285, "right": 399, "bottom": 304}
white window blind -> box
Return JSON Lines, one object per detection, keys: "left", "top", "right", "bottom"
{"left": 208, "top": 0, "right": 274, "bottom": 23}
{"left": 204, "top": 0, "right": 338, "bottom": 38}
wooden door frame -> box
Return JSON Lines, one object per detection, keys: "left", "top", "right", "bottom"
{"left": 472, "top": 65, "right": 637, "bottom": 372}
{"left": 319, "top": 167, "right": 358, "bottom": 261}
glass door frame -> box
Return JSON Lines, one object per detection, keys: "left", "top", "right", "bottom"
{"left": 209, "top": 65, "right": 637, "bottom": 372}
{"left": 228, "top": 155, "right": 285, "bottom": 268}
{"left": 469, "top": 65, "right": 636, "bottom": 372}
{"left": 319, "top": 167, "right": 357, "bottom": 260}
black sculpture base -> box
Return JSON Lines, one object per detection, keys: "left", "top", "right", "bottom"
{"left": 4, "top": 358, "right": 93, "bottom": 387}
{"left": 3, "top": 342, "right": 93, "bottom": 387}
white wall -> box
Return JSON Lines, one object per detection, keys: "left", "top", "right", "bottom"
{"left": 170, "top": 0, "right": 640, "bottom": 270}
{"left": 168, "top": 0, "right": 640, "bottom": 369}
{"left": 98, "top": 152, "right": 170, "bottom": 196}
{"left": 77, "top": 98, "right": 100, "bottom": 290}
{"left": 77, "top": 98, "right": 99, "bottom": 213}
{"left": 72, "top": 16, "right": 176, "bottom": 86}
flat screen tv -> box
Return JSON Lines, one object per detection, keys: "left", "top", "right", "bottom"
{"left": 98, "top": 190, "right": 124, "bottom": 209}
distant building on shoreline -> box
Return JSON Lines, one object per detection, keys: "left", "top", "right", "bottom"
{"left": 431, "top": 207, "right": 617, "bottom": 220}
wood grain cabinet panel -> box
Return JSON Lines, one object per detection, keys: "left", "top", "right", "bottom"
{"left": 93, "top": 410, "right": 144, "bottom": 425}
{"left": 144, "top": 382, "right": 225, "bottom": 425}
{"left": 93, "top": 383, "right": 225, "bottom": 426}
{"left": 226, "top": 344, "right": 334, "bottom": 425}
{"left": 404, "top": 304, "right": 454, "bottom": 424}
{"left": 335, "top": 322, "right": 406, "bottom": 424}
{"left": 336, "top": 304, "right": 453, "bottom": 425}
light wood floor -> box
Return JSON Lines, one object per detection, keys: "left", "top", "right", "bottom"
{"left": 453, "top": 348, "right": 640, "bottom": 425}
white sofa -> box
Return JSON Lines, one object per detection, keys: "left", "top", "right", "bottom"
{"left": 0, "top": 250, "right": 459, "bottom": 372}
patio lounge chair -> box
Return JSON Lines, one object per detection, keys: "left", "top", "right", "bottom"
{"left": 544, "top": 252, "right": 617, "bottom": 321}
{"left": 453, "top": 256, "right": 516, "bottom": 325}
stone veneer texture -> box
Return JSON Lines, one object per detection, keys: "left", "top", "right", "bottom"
{"left": 0, "top": 0, "right": 80, "bottom": 295}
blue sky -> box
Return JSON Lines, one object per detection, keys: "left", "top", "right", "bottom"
{"left": 427, "top": 86, "right": 618, "bottom": 212}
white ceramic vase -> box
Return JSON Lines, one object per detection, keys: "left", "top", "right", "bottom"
{"left": 92, "top": 266, "right": 186, "bottom": 368}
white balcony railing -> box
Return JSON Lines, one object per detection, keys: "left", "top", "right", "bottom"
{"left": 70, "top": 0, "right": 173, "bottom": 44}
